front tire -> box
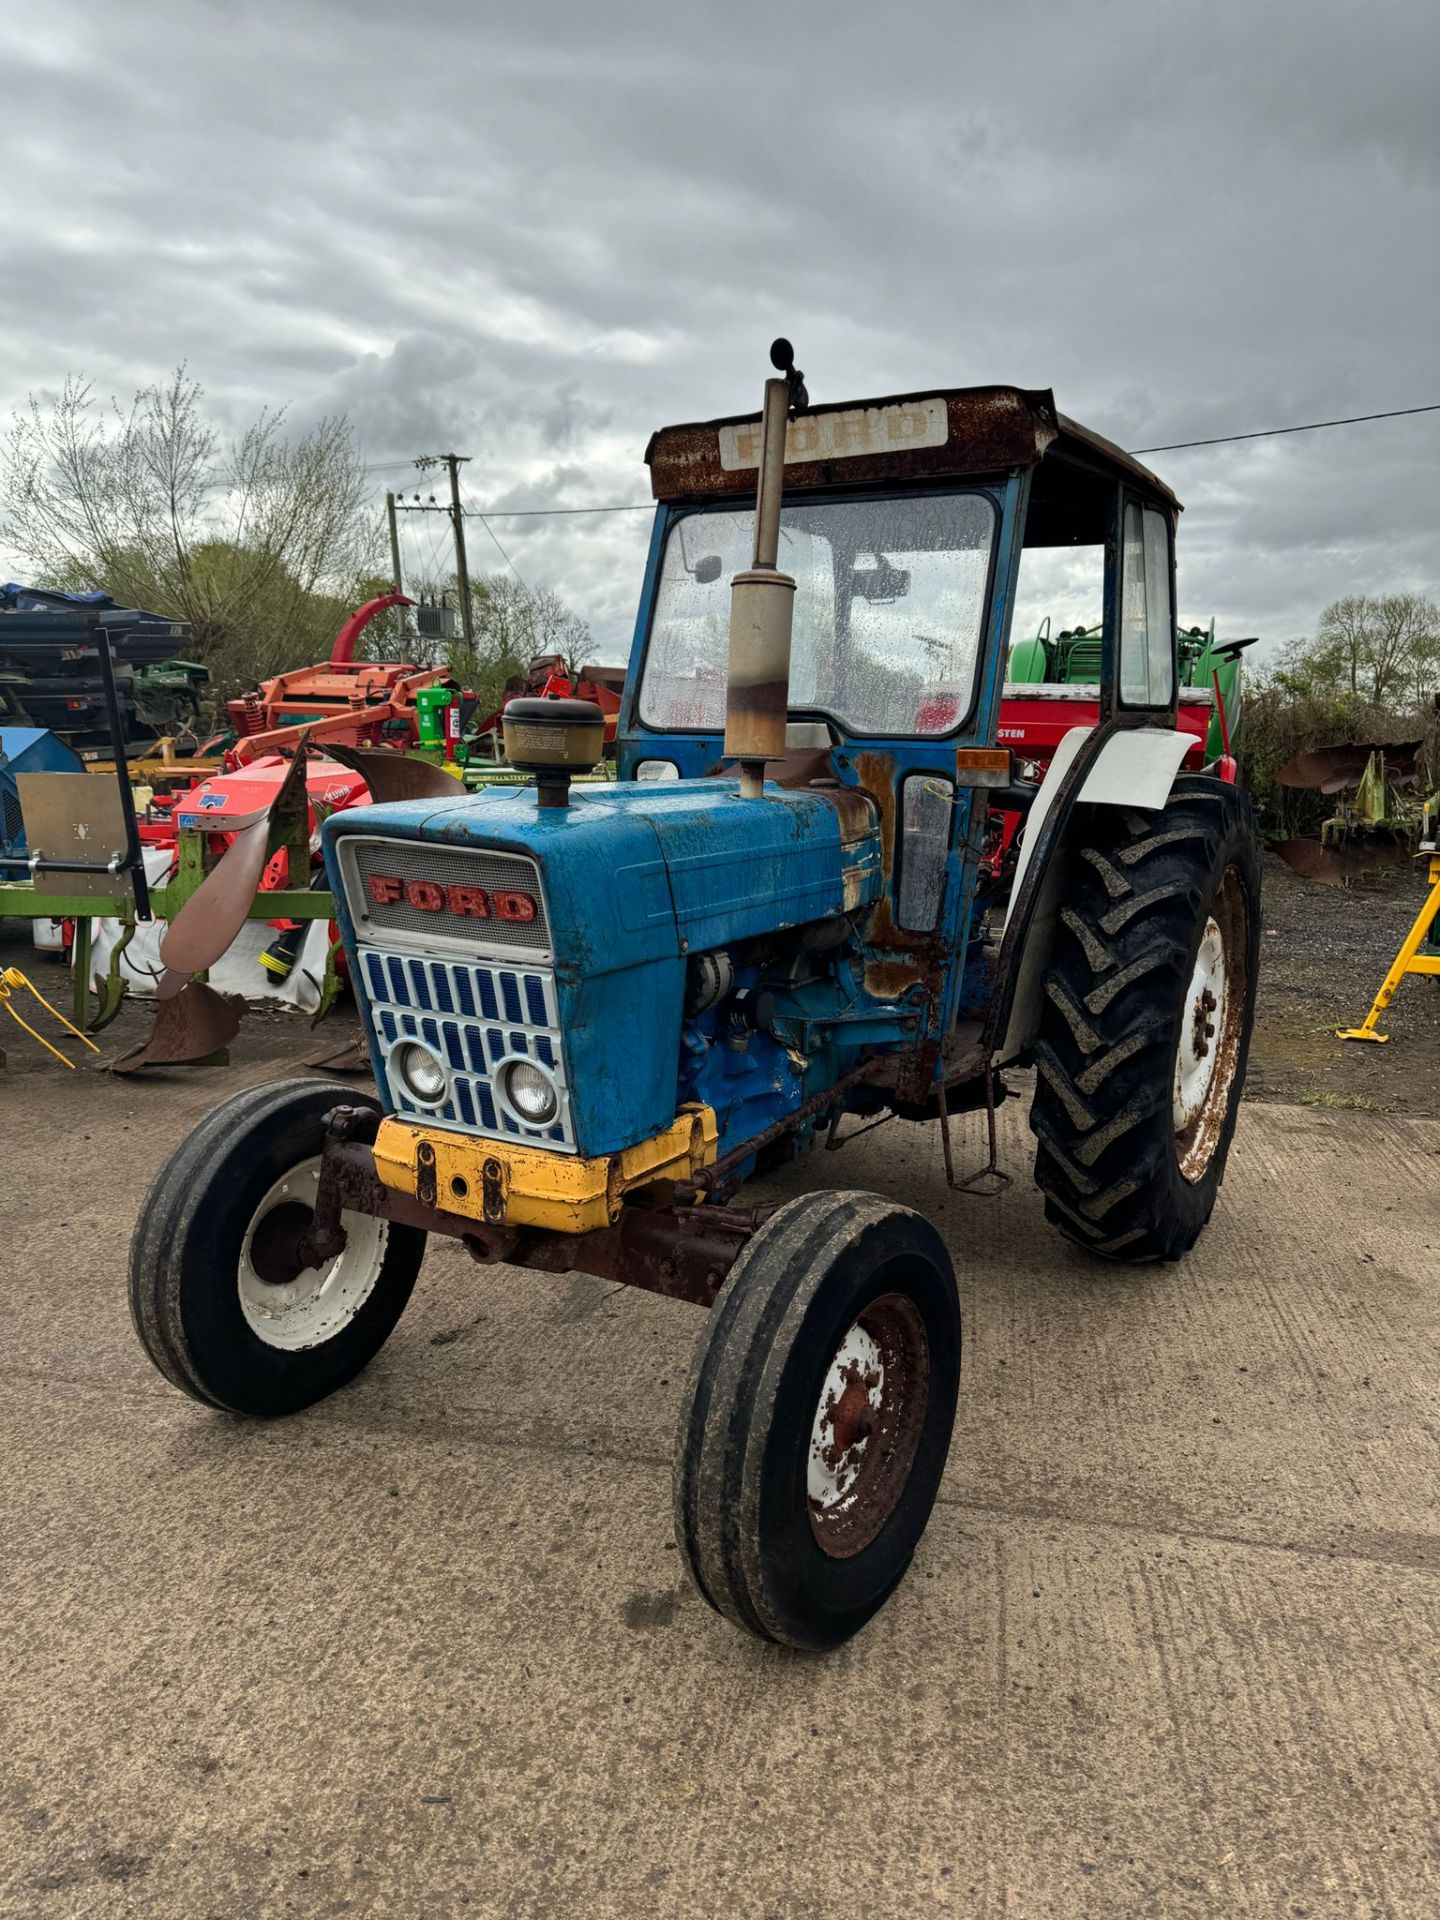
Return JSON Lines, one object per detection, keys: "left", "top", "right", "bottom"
{"left": 129, "top": 1079, "right": 425, "bottom": 1415}
{"left": 673, "top": 1191, "right": 961, "bottom": 1651}
{"left": 1029, "top": 775, "right": 1261, "bottom": 1261}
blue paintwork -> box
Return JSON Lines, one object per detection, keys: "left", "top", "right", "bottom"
{"left": 615, "top": 473, "right": 1032, "bottom": 1050}
{"left": 328, "top": 466, "right": 1039, "bottom": 1178}
{"left": 325, "top": 779, "right": 901, "bottom": 1161}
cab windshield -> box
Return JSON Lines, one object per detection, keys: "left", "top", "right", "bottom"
{"left": 638, "top": 491, "right": 997, "bottom": 737}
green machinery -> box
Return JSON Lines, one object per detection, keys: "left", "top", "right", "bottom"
{"left": 1008, "top": 618, "right": 1250, "bottom": 761}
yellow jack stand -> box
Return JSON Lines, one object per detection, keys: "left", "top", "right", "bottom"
{"left": 1337, "top": 852, "right": 1440, "bottom": 1044}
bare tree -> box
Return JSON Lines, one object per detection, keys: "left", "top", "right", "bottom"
{"left": 1312, "top": 596, "right": 1371, "bottom": 696}
{"left": 1, "top": 369, "right": 379, "bottom": 686}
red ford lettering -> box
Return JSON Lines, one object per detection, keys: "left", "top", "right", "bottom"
{"left": 492, "top": 890, "right": 538, "bottom": 923}
{"left": 447, "top": 885, "right": 490, "bottom": 918}
{"left": 366, "top": 874, "right": 538, "bottom": 923}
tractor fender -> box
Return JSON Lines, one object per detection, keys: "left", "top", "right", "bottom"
{"left": 989, "top": 724, "right": 1194, "bottom": 1066}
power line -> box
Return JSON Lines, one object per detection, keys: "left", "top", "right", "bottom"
{"left": 395, "top": 500, "right": 649, "bottom": 519}
{"left": 1129, "top": 402, "right": 1440, "bottom": 454}
{"left": 470, "top": 501, "right": 654, "bottom": 518}
{"left": 380, "top": 399, "right": 1440, "bottom": 522}
{"left": 393, "top": 493, "right": 533, "bottom": 592}
{"left": 471, "top": 508, "right": 530, "bottom": 593}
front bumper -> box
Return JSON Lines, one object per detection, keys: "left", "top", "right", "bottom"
{"left": 371, "top": 1103, "right": 719, "bottom": 1235}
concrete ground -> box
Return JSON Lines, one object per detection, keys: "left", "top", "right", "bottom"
{"left": 2, "top": 1042, "right": 1439, "bottom": 1919}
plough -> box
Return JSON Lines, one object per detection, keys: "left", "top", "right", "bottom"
{"left": 108, "top": 739, "right": 466, "bottom": 1071}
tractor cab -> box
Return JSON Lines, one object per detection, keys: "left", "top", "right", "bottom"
{"left": 617, "top": 363, "right": 1189, "bottom": 1081}
{"left": 623, "top": 377, "right": 1184, "bottom": 773}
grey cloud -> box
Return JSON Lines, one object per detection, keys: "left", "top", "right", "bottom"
{"left": 0, "top": 0, "right": 1436, "bottom": 658}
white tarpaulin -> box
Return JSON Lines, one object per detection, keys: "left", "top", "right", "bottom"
{"left": 88, "top": 846, "right": 331, "bottom": 1015}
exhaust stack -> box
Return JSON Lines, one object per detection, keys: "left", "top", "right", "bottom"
{"left": 725, "top": 340, "right": 805, "bottom": 799}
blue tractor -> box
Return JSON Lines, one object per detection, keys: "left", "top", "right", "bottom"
{"left": 130, "top": 345, "right": 1261, "bottom": 1648}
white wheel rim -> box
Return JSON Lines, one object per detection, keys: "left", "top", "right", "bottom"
{"left": 1174, "top": 915, "right": 1228, "bottom": 1137}
{"left": 1172, "top": 868, "right": 1248, "bottom": 1184}
{"left": 808, "top": 1322, "right": 885, "bottom": 1516}
{"left": 237, "top": 1157, "right": 389, "bottom": 1352}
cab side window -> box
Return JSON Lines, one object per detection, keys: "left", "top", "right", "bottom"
{"left": 1119, "top": 502, "right": 1175, "bottom": 708}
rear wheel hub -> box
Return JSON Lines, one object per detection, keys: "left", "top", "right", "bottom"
{"left": 1173, "top": 867, "right": 1248, "bottom": 1183}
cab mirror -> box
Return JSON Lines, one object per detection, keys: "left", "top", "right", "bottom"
{"left": 849, "top": 557, "right": 910, "bottom": 603}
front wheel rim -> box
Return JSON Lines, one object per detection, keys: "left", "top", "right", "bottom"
{"left": 807, "top": 1290, "right": 930, "bottom": 1558}
{"left": 237, "top": 1157, "right": 389, "bottom": 1351}
{"left": 1173, "top": 867, "right": 1248, "bottom": 1183}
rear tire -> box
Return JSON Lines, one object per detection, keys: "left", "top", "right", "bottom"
{"left": 129, "top": 1078, "right": 425, "bottom": 1415}
{"left": 1029, "top": 776, "right": 1261, "bottom": 1261}
{"left": 673, "top": 1191, "right": 961, "bottom": 1651}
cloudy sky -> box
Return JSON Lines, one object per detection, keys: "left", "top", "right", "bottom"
{"left": 2, "top": 0, "right": 1437, "bottom": 660}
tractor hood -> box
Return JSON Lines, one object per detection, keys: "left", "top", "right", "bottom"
{"left": 323, "top": 778, "right": 881, "bottom": 974}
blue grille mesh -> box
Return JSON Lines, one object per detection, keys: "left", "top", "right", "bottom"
{"left": 359, "top": 945, "right": 572, "bottom": 1150}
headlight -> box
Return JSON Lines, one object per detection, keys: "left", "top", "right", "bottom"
{"left": 392, "top": 1040, "right": 449, "bottom": 1105}
{"left": 499, "top": 1057, "right": 560, "bottom": 1126}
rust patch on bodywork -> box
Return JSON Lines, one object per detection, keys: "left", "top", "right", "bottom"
{"left": 647, "top": 386, "right": 1059, "bottom": 502}
{"left": 864, "top": 956, "right": 930, "bottom": 999}
{"left": 852, "top": 749, "right": 947, "bottom": 1027}
{"left": 811, "top": 781, "right": 876, "bottom": 845}
{"left": 853, "top": 751, "right": 898, "bottom": 881}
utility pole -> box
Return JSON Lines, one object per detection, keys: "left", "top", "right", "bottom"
{"left": 384, "top": 490, "right": 411, "bottom": 648}
{"left": 385, "top": 490, "right": 405, "bottom": 599}
{"left": 414, "top": 452, "right": 474, "bottom": 650}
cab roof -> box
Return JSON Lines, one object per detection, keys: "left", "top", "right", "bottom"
{"left": 645, "top": 383, "right": 1180, "bottom": 518}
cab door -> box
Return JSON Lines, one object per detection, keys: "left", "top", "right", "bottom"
{"left": 1109, "top": 495, "right": 1179, "bottom": 723}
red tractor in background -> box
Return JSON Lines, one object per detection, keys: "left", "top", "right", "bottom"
{"left": 465, "top": 653, "right": 625, "bottom": 761}
{"left": 963, "top": 618, "right": 1249, "bottom": 886}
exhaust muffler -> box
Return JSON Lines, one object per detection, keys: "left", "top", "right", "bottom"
{"left": 725, "top": 340, "right": 805, "bottom": 799}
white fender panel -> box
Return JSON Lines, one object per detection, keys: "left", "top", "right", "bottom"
{"left": 997, "top": 725, "right": 1193, "bottom": 1063}
{"left": 1076, "top": 726, "right": 1195, "bottom": 808}
{"left": 1003, "top": 726, "right": 1192, "bottom": 930}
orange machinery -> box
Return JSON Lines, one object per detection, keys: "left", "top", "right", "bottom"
{"left": 227, "top": 592, "right": 455, "bottom": 765}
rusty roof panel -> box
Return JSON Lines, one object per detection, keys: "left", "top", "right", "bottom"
{"left": 1051, "top": 414, "right": 1180, "bottom": 513}
{"left": 646, "top": 386, "right": 1060, "bottom": 502}
{"left": 645, "top": 383, "right": 1180, "bottom": 513}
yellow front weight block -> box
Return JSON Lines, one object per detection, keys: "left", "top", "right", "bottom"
{"left": 372, "top": 1104, "right": 719, "bottom": 1235}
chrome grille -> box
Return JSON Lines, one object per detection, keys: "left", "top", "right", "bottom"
{"left": 359, "top": 945, "right": 574, "bottom": 1151}
{"left": 339, "top": 835, "right": 551, "bottom": 956}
